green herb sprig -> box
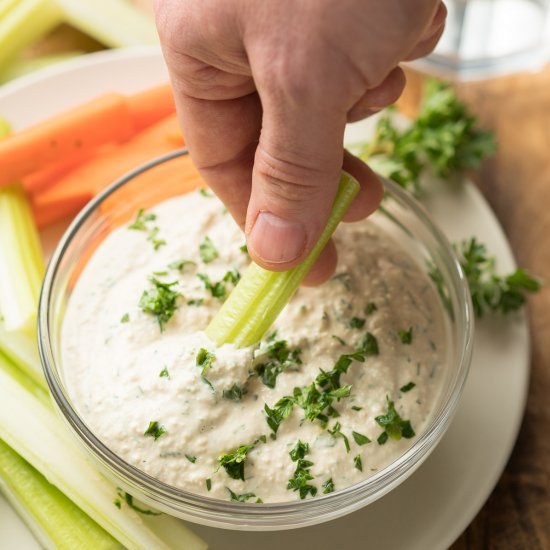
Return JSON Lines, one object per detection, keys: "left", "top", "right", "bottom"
{"left": 138, "top": 277, "right": 180, "bottom": 331}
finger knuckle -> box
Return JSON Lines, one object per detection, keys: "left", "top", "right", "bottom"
{"left": 255, "top": 146, "right": 327, "bottom": 205}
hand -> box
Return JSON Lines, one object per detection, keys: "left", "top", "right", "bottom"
{"left": 155, "top": 0, "right": 446, "bottom": 283}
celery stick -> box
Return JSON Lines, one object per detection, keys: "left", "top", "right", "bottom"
{"left": 0, "top": 0, "right": 63, "bottom": 67}
{"left": 56, "top": 0, "right": 158, "bottom": 47}
{"left": 206, "top": 171, "right": 360, "bottom": 347}
{"left": 0, "top": 354, "right": 206, "bottom": 550}
{"left": 0, "top": 326, "right": 45, "bottom": 388}
{"left": 0, "top": 349, "right": 49, "bottom": 407}
{"left": 0, "top": 439, "right": 122, "bottom": 550}
{"left": 0, "top": 51, "right": 82, "bottom": 84}
{"left": 0, "top": 184, "right": 45, "bottom": 335}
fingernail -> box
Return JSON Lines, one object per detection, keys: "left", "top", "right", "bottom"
{"left": 248, "top": 212, "right": 306, "bottom": 265}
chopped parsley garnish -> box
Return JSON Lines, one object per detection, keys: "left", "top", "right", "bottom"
{"left": 138, "top": 277, "right": 180, "bottom": 331}
{"left": 375, "top": 397, "right": 415, "bottom": 444}
{"left": 352, "top": 431, "right": 371, "bottom": 446}
{"left": 120, "top": 313, "right": 130, "bottom": 323}
{"left": 115, "top": 488, "right": 161, "bottom": 515}
{"left": 365, "top": 302, "right": 377, "bottom": 315}
{"left": 356, "top": 332, "right": 379, "bottom": 356}
{"left": 289, "top": 439, "right": 309, "bottom": 461}
{"left": 128, "top": 208, "right": 156, "bottom": 231}
{"left": 197, "top": 270, "right": 240, "bottom": 300}
{"left": 127, "top": 209, "right": 166, "bottom": 250}
{"left": 287, "top": 440, "right": 317, "bottom": 499}
{"left": 353, "top": 454, "right": 363, "bottom": 472}
{"left": 199, "top": 188, "right": 213, "bottom": 197}
{"left": 168, "top": 259, "right": 196, "bottom": 272}
{"left": 328, "top": 421, "right": 350, "bottom": 453}
{"left": 187, "top": 298, "right": 204, "bottom": 306}
{"left": 199, "top": 236, "right": 219, "bottom": 263}
{"left": 255, "top": 339, "right": 302, "bottom": 389}
{"left": 185, "top": 454, "right": 197, "bottom": 464}
{"left": 351, "top": 405, "right": 363, "bottom": 411}
{"left": 143, "top": 421, "right": 166, "bottom": 441}
{"left": 226, "top": 488, "right": 260, "bottom": 503}
{"left": 147, "top": 226, "right": 166, "bottom": 250}
{"left": 196, "top": 348, "right": 215, "bottom": 377}
{"left": 400, "top": 382, "right": 416, "bottom": 393}
{"left": 159, "top": 366, "right": 170, "bottom": 379}
{"left": 218, "top": 444, "right": 253, "bottom": 481}
{"left": 398, "top": 327, "right": 413, "bottom": 345}
{"left": 222, "top": 383, "right": 244, "bottom": 401}
{"left": 331, "top": 335, "right": 347, "bottom": 346}
{"left": 239, "top": 243, "right": 248, "bottom": 254}
{"left": 206, "top": 478, "right": 212, "bottom": 491}
{"left": 331, "top": 272, "right": 353, "bottom": 291}
{"left": 347, "top": 316, "right": 365, "bottom": 329}
{"left": 322, "top": 478, "right": 335, "bottom": 494}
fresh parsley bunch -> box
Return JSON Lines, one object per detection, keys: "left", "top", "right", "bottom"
{"left": 360, "top": 79, "right": 497, "bottom": 194}
{"left": 456, "top": 238, "right": 541, "bottom": 317}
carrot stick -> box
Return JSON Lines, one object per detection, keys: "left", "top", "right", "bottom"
{"left": 31, "top": 114, "right": 185, "bottom": 226}
{"left": 0, "top": 84, "right": 176, "bottom": 188}
{"left": 126, "top": 84, "right": 175, "bottom": 132}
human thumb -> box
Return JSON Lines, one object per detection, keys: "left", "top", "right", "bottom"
{"left": 245, "top": 102, "right": 346, "bottom": 272}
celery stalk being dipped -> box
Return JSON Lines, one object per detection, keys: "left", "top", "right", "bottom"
{"left": 206, "top": 171, "right": 360, "bottom": 347}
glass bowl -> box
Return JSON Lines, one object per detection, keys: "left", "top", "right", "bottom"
{"left": 38, "top": 149, "right": 474, "bottom": 530}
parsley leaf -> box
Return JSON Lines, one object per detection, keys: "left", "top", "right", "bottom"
{"left": 353, "top": 454, "right": 363, "bottom": 472}
{"left": 287, "top": 440, "right": 317, "bottom": 499}
{"left": 115, "top": 488, "right": 161, "bottom": 515}
{"left": 375, "top": 397, "right": 415, "bottom": 444}
{"left": 159, "top": 366, "right": 170, "bottom": 379}
{"left": 199, "top": 236, "right": 219, "bottom": 263}
{"left": 197, "top": 270, "right": 240, "bottom": 300}
{"left": 347, "top": 316, "right": 365, "bottom": 329}
{"left": 143, "top": 421, "right": 166, "bottom": 441}
{"left": 356, "top": 332, "right": 379, "bottom": 356}
{"left": 120, "top": 313, "right": 129, "bottom": 323}
{"left": 206, "top": 478, "right": 212, "bottom": 491}
{"left": 328, "top": 421, "right": 350, "bottom": 453}
{"left": 398, "top": 327, "right": 413, "bottom": 345}
{"left": 185, "top": 454, "right": 197, "bottom": 463}
{"left": 138, "top": 277, "right": 180, "bottom": 331}
{"left": 128, "top": 208, "right": 156, "bottom": 231}
{"left": 255, "top": 339, "right": 302, "bottom": 388}
{"left": 400, "top": 382, "right": 416, "bottom": 393}
{"left": 168, "top": 259, "right": 196, "bottom": 272}
{"left": 226, "top": 488, "right": 259, "bottom": 502}
{"left": 196, "top": 348, "right": 215, "bottom": 377}
{"left": 222, "top": 383, "right": 244, "bottom": 401}
{"left": 322, "top": 478, "right": 335, "bottom": 494}
{"left": 352, "top": 431, "right": 371, "bottom": 446}
{"left": 218, "top": 444, "right": 253, "bottom": 481}
{"left": 365, "top": 302, "right": 377, "bottom": 315}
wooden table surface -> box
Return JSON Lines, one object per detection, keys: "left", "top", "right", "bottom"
{"left": 20, "top": 17, "right": 550, "bottom": 550}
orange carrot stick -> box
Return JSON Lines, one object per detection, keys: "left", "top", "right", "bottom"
{"left": 31, "top": 114, "right": 185, "bottom": 226}
{"left": 0, "top": 84, "right": 176, "bottom": 189}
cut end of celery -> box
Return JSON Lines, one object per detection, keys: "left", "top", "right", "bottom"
{"left": 206, "top": 171, "right": 360, "bottom": 348}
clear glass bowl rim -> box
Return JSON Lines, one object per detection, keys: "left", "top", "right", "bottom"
{"left": 38, "top": 148, "right": 475, "bottom": 530}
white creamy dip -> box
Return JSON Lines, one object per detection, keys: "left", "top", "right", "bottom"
{"left": 62, "top": 189, "right": 447, "bottom": 503}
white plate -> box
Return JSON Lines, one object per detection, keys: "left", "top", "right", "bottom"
{"left": 0, "top": 47, "right": 529, "bottom": 550}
